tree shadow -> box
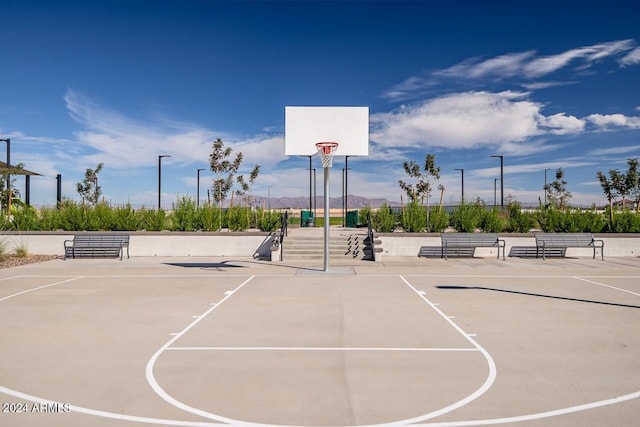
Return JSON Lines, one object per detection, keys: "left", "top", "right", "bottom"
{"left": 436, "top": 285, "right": 640, "bottom": 309}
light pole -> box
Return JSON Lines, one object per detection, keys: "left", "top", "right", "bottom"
{"left": 0, "top": 138, "right": 11, "bottom": 214}
{"left": 494, "top": 178, "right": 499, "bottom": 208}
{"left": 544, "top": 168, "right": 551, "bottom": 206}
{"left": 490, "top": 155, "right": 504, "bottom": 208}
{"left": 312, "top": 168, "right": 317, "bottom": 220}
{"left": 197, "top": 168, "right": 206, "bottom": 208}
{"left": 454, "top": 168, "right": 464, "bottom": 204}
{"left": 343, "top": 156, "right": 350, "bottom": 227}
{"left": 158, "top": 155, "right": 171, "bottom": 210}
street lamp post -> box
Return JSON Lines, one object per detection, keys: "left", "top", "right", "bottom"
{"left": 158, "top": 155, "right": 171, "bottom": 210}
{"left": 454, "top": 168, "right": 464, "bottom": 204}
{"left": 490, "top": 155, "right": 504, "bottom": 208}
{"left": 312, "top": 168, "right": 317, "bottom": 220}
{"left": 544, "top": 168, "right": 551, "bottom": 206}
{"left": 197, "top": 168, "right": 206, "bottom": 208}
{"left": 494, "top": 178, "right": 500, "bottom": 208}
{"left": 0, "top": 138, "right": 11, "bottom": 214}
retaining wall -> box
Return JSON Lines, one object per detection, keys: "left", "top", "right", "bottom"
{"left": 0, "top": 232, "right": 638, "bottom": 259}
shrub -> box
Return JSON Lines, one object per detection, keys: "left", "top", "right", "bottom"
{"left": 0, "top": 239, "right": 6, "bottom": 261}
{"left": 57, "top": 200, "right": 89, "bottom": 231}
{"left": 198, "top": 205, "right": 223, "bottom": 231}
{"left": 428, "top": 208, "right": 449, "bottom": 232}
{"left": 481, "top": 207, "right": 505, "bottom": 233}
{"left": 565, "top": 209, "right": 607, "bottom": 232}
{"left": 608, "top": 209, "right": 640, "bottom": 233}
{"left": 14, "top": 244, "right": 28, "bottom": 258}
{"left": 226, "top": 206, "right": 250, "bottom": 231}
{"left": 373, "top": 203, "right": 396, "bottom": 232}
{"left": 507, "top": 202, "right": 534, "bottom": 232}
{"left": 10, "top": 204, "right": 39, "bottom": 231}
{"left": 450, "top": 200, "right": 484, "bottom": 232}
{"left": 400, "top": 201, "right": 426, "bottom": 232}
{"left": 358, "top": 207, "right": 372, "bottom": 227}
{"left": 136, "top": 208, "right": 167, "bottom": 231}
{"left": 112, "top": 204, "right": 138, "bottom": 231}
{"left": 256, "top": 209, "right": 280, "bottom": 232}
{"left": 88, "top": 201, "right": 114, "bottom": 230}
{"left": 37, "top": 206, "right": 63, "bottom": 231}
{"left": 172, "top": 196, "right": 198, "bottom": 231}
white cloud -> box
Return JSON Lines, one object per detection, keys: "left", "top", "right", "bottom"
{"left": 524, "top": 40, "right": 634, "bottom": 77}
{"left": 65, "top": 90, "right": 215, "bottom": 168}
{"left": 588, "top": 145, "right": 640, "bottom": 156}
{"left": 619, "top": 47, "right": 640, "bottom": 66}
{"left": 520, "top": 80, "right": 578, "bottom": 90}
{"left": 384, "top": 40, "right": 637, "bottom": 100}
{"left": 538, "top": 113, "right": 585, "bottom": 135}
{"left": 64, "top": 89, "right": 285, "bottom": 171}
{"left": 586, "top": 113, "right": 640, "bottom": 129}
{"left": 371, "top": 91, "right": 584, "bottom": 153}
{"left": 471, "top": 160, "right": 596, "bottom": 179}
{"left": 435, "top": 51, "right": 535, "bottom": 80}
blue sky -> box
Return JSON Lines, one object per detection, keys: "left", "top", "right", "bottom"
{"left": 2, "top": 0, "right": 640, "bottom": 209}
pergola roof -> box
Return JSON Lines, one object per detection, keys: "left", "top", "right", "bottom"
{"left": 0, "top": 161, "right": 42, "bottom": 176}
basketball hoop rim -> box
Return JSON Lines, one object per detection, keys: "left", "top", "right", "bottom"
{"left": 315, "top": 141, "right": 339, "bottom": 155}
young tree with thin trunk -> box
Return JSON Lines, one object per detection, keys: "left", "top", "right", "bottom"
{"left": 77, "top": 163, "right": 103, "bottom": 205}
{"left": 544, "top": 168, "right": 571, "bottom": 210}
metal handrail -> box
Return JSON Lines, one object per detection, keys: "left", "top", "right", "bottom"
{"left": 367, "top": 210, "right": 375, "bottom": 261}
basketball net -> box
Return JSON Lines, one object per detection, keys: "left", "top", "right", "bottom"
{"left": 316, "top": 142, "right": 339, "bottom": 168}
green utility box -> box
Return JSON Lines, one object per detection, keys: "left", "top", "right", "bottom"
{"left": 346, "top": 210, "right": 359, "bottom": 228}
{"left": 300, "top": 210, "right": 315, "bottom": 227}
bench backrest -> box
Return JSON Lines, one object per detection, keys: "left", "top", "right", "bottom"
{"left": 441, "top": 233, "right": 498, "bottom": 246}
{"left": 534, "top": 232, "right": 593, "bottom": 247}
{"left": 73, "top": 234, "right": 130, "bottom": 247}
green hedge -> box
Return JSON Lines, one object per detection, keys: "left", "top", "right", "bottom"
{"left": 3, "top": 198, "right": 640, "bottom": 233}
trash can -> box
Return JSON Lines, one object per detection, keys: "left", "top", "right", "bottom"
{"left": 300, "top": 210, "right": 315, "bottom": 227}
{"left": 346, "top": 210, "right": 359, "bottom": 228}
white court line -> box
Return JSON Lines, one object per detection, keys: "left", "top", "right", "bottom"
{"left": 0, "top": 385, "right": 219, "bottom": 426}
{"left": 167, "top": 347, "right": 480, "bottom": 352}
{"left": 0, "top": 276, "right": 84, "bottom": 302}
{"left": 573, "top": 276, "right": 640, "bottom": 297}
{"left": 392, "top": 276, "right": 497, "bottom": 425}
{"left": 414, "top": 390, "right": 640, "bottom": 426}
{"left": 145, "top": 275, "right": 262, "bottom": 426}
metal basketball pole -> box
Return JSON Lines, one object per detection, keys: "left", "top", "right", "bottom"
{"left": 323, "top": 165, "right": 330, "bottom": 272}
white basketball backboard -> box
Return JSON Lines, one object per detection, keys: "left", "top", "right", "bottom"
{"left": 284, "top": 106, "right": 369, "bottom": 156}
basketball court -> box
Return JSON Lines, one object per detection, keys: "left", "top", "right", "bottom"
{"left": 1, "top": 256, "right": 639, "bottom": 426}
{"left": 2, "top": 107, "right": 638, "bottom": 425}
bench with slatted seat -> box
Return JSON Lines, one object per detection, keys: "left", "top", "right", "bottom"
{"left": 441, "top": 233, "right": 505, "bottom": 260}
{"left": 64, "top": 234, "right": 130, "bottom": 260}
{"left": 534, "top": 232, "right": 604, "bottom": 260}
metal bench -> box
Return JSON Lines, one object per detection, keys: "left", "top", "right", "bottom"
{"left": 534, "top": 232, "right": 604, "bottom": 260}
{"left": 439, "top": 233, "right": 505, "bottom": 260}
{"left": 64, "top": 234, "right": 130, "bottom": 260}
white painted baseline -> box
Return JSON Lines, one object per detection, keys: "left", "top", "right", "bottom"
{"left": 166, "top": 347, "right": 480, "bottom": 352}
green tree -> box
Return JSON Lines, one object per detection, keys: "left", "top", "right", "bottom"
{"left": 209, "top": 138, "right": 260, "bottom": 211}
{"left": 76, "top": 163, "right": 104, "bottom": 205}
{"left": 544, "top": 168, "right": 571, "bottom": 209}
{"left": 209, "top": 138, "right": 243, "bottom": 208}
{"left": 597, "top": 170, "right": 617, "bottom": 222}
{"left": 0, "top": 163, "right": 25, "bottom": 215}
{"left": 623, "top": 158, "right": 639, "bottom": 210}
{"left": 236, "top": 165, "right": 261, "bottom": 207}
{"left": 399, "top": 154, "right": 441, "bottom": 227}
{"left": 399, "top": 154, "right": 441, "bottom": 204}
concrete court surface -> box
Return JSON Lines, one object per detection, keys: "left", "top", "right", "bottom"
{"left": 0, "top": 255, "right": 639, "bottom": 427}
